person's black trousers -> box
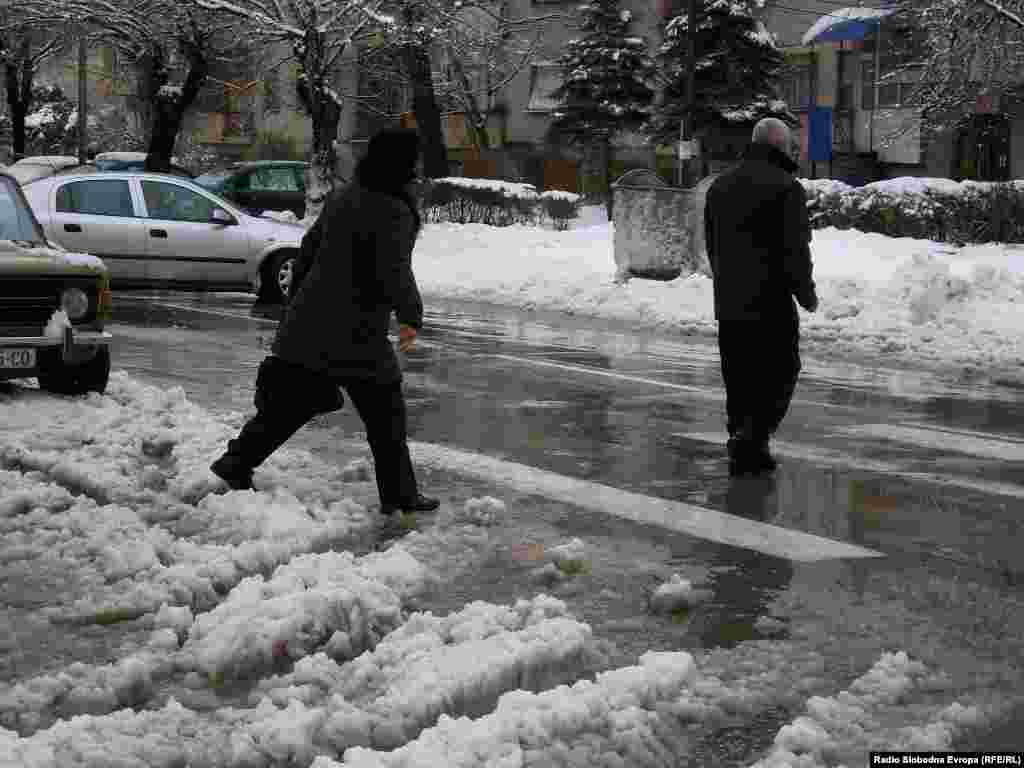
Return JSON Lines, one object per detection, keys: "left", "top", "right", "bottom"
{"left": 222, "top": 357, "right": 419, "bottom": 506}
{"left": 717, "top": 318, "right": 801, "bottom": 442}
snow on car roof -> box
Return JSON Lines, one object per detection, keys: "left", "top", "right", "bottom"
{"left": 12, "top": 155, "right": 80, "bottom": 168}
{"left": 95, "top": 151, "right": 147, "bottom": 162}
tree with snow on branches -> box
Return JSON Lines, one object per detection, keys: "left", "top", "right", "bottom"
{"left": 549, "top": 0, "right": 656, "bottom": 219}
{"left": 647, "top": 0, "right": 792, "bottom": 155}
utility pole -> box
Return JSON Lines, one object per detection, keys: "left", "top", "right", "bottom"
{"left": 684, "top": 0, "right": 698, "bottom": 187}
{"left": 77, "top": 35, "right": 88, "bottom": 164}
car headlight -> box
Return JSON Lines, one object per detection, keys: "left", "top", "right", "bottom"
{"left": 61, "top": 287, "right": 89, "bottom": 320}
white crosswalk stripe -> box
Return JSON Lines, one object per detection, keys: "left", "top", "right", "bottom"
{"left": 409, "top": 441, "right": 883, "bottom": 562}
{"left": 679, "top": 431, "right": 1024, "bottom": 500}
{"left": 834, "top": 423, "right": 1024, "bottom": 462}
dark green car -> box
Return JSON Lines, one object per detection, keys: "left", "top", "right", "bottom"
{"left": 194, "top": 160, "right": 309, "bottom": 219}
{"left": 0, "top": 170, "right": 113, "bottom": 394}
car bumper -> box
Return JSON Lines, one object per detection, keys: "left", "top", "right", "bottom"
{"left": 0, "top": 331, "right": 113, "bottom": 347}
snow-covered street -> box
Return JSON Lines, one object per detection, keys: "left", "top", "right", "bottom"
{"left": 1, "top": 281, "right": 1021, "bottom": 765}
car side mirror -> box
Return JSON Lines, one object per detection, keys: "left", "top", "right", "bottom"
{"left": 210, "top": 208, "right": 236, "bottom": 226}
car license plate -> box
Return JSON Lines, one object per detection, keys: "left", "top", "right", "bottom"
{"left": 0, "top": 348, "right": 36, "bottom": 369}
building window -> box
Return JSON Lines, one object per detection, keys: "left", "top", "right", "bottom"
{"left": 780, "top": 62, "right": 813, "bottom": 111}
{"left": 527, "top": 64, "right": 564, "bottom": 113}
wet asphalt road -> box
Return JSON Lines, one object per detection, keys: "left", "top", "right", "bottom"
{"left": 7, "top": 290, "right": 1024, "bottom": 753}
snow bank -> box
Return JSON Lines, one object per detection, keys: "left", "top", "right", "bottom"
{"left": 433, "top": 177, "right": 539, "bottom": 200}
{"left": 323, "top": 650, "right": 698, "bottom": 768}
{"left": 183, "top": 550, "right": 411, "bottom": 679}
{"left": 0, "top": 373, "right": 379, "bottom": 625}
{"left": 248, "top": 596, "right": 598, "bottom": 755}
{"left": 404, "top": 215, "right": 1024, "bottom": 376}
{"left": 750, "top": 651, "right": 984, "bottom": 768}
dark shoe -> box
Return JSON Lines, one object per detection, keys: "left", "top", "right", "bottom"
{"left": 379, "top": 494, "right": 440, "bottom": 515}
{"left": 210, "top": 455, "right": 254, "bottom": 491}
{"left": 727, "top": 436, "right": 776, "bottom": 477}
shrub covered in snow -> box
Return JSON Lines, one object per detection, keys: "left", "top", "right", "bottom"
{"left": 421, "top": 178, "right": 580, "bottom": 229}
{"left": 802, "top": 177, "right": 1024, "bottom": 244}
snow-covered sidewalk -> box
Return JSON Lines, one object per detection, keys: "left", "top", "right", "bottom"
{"left": 405, "top": 209, "right": 1023, "bottom": 379}
{"left": 0, "top": 375, "right": 1008, "bottom": 767}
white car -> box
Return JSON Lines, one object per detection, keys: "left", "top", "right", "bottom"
{"left": 21, "top": 171, "right": 305, "bottom": 302}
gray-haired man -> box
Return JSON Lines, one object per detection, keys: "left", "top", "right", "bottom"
{"left": 704, "top": 117, "right": 819, "bottom": 476}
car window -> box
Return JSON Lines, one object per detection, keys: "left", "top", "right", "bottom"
{"left": 141, "top": 181, "right": 217, "bottom": 223}
{"left": 252, "top": 167, "right": 301, "bottom": 192}
{"left": 231, "top": 171, "right": 251, "bottom": 192}
{"left": 292, "top": 166, "right": 307, "bottom": 192}
{"left": 0, "top": 177, "right": 44, "bottom": 243}
{"left": 56, "top": 179, "right": 135, "bottom": 217}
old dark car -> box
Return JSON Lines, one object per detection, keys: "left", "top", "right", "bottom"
{"left": 0, "top": 169, "right": 113, "bottom": 394}
{"left": 194, "top": 160, "right": 308, "bottom": 219}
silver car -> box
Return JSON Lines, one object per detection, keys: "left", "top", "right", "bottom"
{"left": 21, "top": 171, "right": 305, "bottom": 303}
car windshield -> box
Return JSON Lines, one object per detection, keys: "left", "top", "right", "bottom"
{"left": 0, "top": 176, "right": 45, "bottom": 244}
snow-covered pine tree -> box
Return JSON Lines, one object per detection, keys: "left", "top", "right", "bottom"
{"left": 647, "top": 0, "right": 792, "bottom": 153}
{"left": 549, "top": 0, "right": 656, "bottom": 218}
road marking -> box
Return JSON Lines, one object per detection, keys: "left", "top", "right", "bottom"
{"left": 679, "top": 432, "right": 1024, "bottom": 500}
{"left": 835, "top": 424, "right": 1024, "bottom": 462}
{"left": 898, "top": 421, "right": 1024, "bottom": 445}
{"left": 409, "top": 441, "right": 883, "bottom": 561}
{"left": 489, "top": 353, "right": 862, "bottom": 412}
{"left": 144, "top": 301, "right": 281, "bottom": 326}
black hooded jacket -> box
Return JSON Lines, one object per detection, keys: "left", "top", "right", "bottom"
{"left": 704, "top": 142, "right": 817, "bottom": 326}
{"left": 272, "top": 129, "right": 425, "bottom": 383}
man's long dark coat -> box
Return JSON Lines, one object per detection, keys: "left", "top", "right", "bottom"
{"left": 704, "top": 142, "right": 818, "bottom": 440}
{"left": 272, "top": 184, "right": 424, "bottom": 384}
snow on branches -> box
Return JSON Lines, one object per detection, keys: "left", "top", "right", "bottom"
{"left": 898, "top": 0, "right": 1024, "bottom": 132}
{"left": 648, "top": 0, "right": 791, "bottom": 144}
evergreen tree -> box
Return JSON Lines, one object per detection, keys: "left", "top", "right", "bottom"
{"left": 549, "top": 0, "right": 657, "bottom": 218}
{"left": 648, "top": 0, "right": 793, "bottom": 148}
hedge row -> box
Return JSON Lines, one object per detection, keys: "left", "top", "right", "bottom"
{"left": 421, "top": 178, "right": 582, "bottom": 230}
{"left": 802, "top": 179, "right": 1024, "bottom": 245}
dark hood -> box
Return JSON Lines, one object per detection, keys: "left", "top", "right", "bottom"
{"left": 355, "top": 128, "right": 421, "bottom": 195}
{"left": 744, "top": 142, "right": 799, "bottom": 175}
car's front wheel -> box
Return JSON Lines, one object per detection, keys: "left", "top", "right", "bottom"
{"left": 37, "top": 346, "right": 111, "bottom": 396}
{"left": 259, "top": 250, "right": 298, "bottom": 305}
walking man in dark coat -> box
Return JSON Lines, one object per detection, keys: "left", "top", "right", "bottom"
{"left": 210, "top": 128, "right": 439, "bottom": 516}
{"left": 704, "top": 117, "right": 819, "bottom": 476}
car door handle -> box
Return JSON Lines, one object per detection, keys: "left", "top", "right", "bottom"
{"left": 64, "top": 223, "right": 82, "bottom": 233}
{"left": 150, "top": 229, "right": 168, "bottom": 238}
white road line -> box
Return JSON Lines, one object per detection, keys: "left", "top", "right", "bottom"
{"left": 409, "top": 441, "right": 883, "bottom": 561}
{"left": 679, "top": 432, "right": 1024, "bottom": 500}
{"left": 898, "top": 421, "right": 1024, "bottom": 446}
{"left": 489, "top": 353, "right": 862, "bottom": 413}
{"left": 147, "top": 301, "right": 280, "bottom": 325}
{"left": 835, "top": 424, "right": 1024, "bottom": 462}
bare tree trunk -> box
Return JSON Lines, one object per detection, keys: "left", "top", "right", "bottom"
{"left": 3, "top": 39, "right": 34, "bottom": 159}
{"left": 403, "top": 44, "right": 447, "bottom": 178}
{"left": 296, "top": 30, "right": 343, "bottom": 221}
{"left": 142, "top": 45, "right": 208, "bottom": 173}
{"left": 448, "top": 52, "right": 490, "bottom": 150}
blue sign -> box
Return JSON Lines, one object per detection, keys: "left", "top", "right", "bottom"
{"left": 808, "top": 107, "right": 833, "bottom": 162}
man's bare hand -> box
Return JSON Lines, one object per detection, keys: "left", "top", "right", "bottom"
{"left": 398, "top": 324, "right": 418, "bottom": 353}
